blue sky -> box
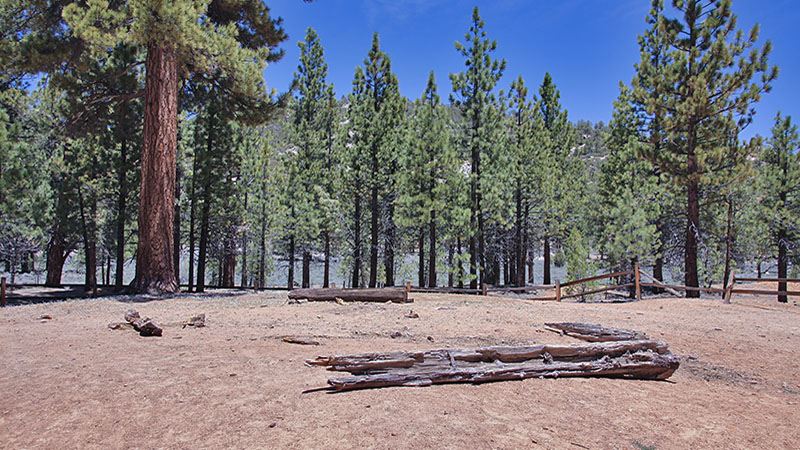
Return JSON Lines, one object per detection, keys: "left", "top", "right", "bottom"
{"left": 263, "top": 0, "right": 799, "bottom": 139}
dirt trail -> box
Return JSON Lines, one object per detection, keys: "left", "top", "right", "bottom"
{"left": 1, "top": 290, "right": 798, "bottom": 449}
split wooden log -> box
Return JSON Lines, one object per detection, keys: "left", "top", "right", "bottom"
{"left": 308, "top": 339, "right": 679, "bottom": 391}
{"left": 543, "top": 322, "right": 648, "bottom": 342}
{"left": 288, "top": 288, "right": 411, "bottom": 303}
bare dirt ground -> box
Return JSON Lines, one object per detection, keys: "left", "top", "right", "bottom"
{"left": 1, "top": 284, "right": 799, "bottom": 449}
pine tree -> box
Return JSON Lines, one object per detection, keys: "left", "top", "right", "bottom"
{"left": 757, "top": 113, "right": 800, "bottom": 302}
{"left": 632, "top": 0, "right": 778, "bottom": 297}
{"left": 450, "top": 7, "right": 506, "bottom": 288}
{"left": 345, "top": 33, "right": 403, "bottom": 287}
{"left": 597, "top": 84, "right": 660, "bottom": 275}
{"left": 36, "top": 0, "right": 290, "bottom": 293}
{"left": 397, "top": 71, "right": 462, "bottom": 287}
{"left": 535, "top": 73, "right": 574, "bottom": 285}
{"left": 287, "top": 27, "right": 333, "bottom": 289}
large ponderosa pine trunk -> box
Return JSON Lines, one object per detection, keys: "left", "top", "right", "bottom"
{"left": 133, "top": 42, "right": 179, "bottom": 293}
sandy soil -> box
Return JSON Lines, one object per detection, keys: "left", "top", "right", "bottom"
{"left": 1, "top": 286, "right": 799, "bottom": 449}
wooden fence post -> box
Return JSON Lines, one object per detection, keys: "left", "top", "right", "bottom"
{"left": 634, "top": 263, "right": 641, "bottom": 301}
{"left": 1, "top": 277, "right": 5, "bottom": 307}
{"left": 482, "top": 283, "right": 487, "bottom": 296}
{"left": 555, "top": 280, "right": 561, "bottom": 302}
{"left": 406, "top": 281, "right": 411, "bottom": 294}
{"left": 723, "top": 269, "right": 735, "bottom": 304}
{"left": 331, "top": 282, "right": 335, "bottom": 289}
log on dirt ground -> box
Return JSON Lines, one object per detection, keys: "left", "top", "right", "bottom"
{"left": 116, "top": 309, "right": 163, "bottom": 336}
{"left": 307, "top": 339, "right": 679, "bottom": 391}
{"left": 288, "top": 288, "right": 411, "bottom": 303}
{"left": 544, "top": 322, "right": 648, "bottom": 342}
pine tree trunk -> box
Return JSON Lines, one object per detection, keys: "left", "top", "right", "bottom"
{"left": 323, "top": 228, "right": 330, "bottom": 288}
{"left": 258, "top": 197, "right": 266, "bottom": 289}
{"left": 134, "top": 42, "right": 178, "bottom": 293}
{"left": 302, "top": 249, "right": 311, "bottom": 289}
{"left": 45, "top": 209, "right": 69, "bottom": 287}
{"left": 778, "top": 228, "right": 788, "bottom": 303}
{"left": 428, "top": 211, "right": 436, "bottom": 288}
{"left": 685, "top": 155, "right": 700, "bottom": 298}
{"left": 653, "top": 220, "right": 665, "bottom": 293}
{"left": 241, "top": 191, "right": 248, "bottom": 288}
{"left": 196, "top": 179, "right": 211, "bottom": 293}
{"left": 115, "top": 138, "right": 128, "bottom": 288}
{"left": 723, "top": 196, "right": 734, "bottom": 289}
{"left": 384, "top": 201, "right": 395, "bottom": 287}
{"left": 418, "top": 228, "right": 425, "bottom": 288}
{"left": 369, "top": 181, "right": 379, "bottom": 288}
{"left": 543, "top": 236, "right": 551, "bottom": 285}
{"left": 514, "top": 184, "right": 523, "bottom": 286}
{"left": 288, "top": 232, "right": 295, "bottom": 290}
{"left": 78, "top": 188, "right": 97, "bottom": 293}
{"left": 222, "top": 238, "right": 236, "bottom": 288}
{"left": 188, "top": 147, "right": 198, "bottom": 292}
{"left": 352, "top": 195, "right": 362, "bottom": 289}
{"left": 457, "top": 237, "right": 464, "bottom": 289}
{"left": 448, "top": 242, "right": 454, "bottom": 288}
{"left": 173, "top": 163, "right": 181, "bottom": 287}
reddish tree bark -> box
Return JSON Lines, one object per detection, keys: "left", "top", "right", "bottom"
{"left": 133, "top": 42, "right": 179, "bottom": 293}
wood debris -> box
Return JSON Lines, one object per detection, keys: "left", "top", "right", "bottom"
{"left": 288, "top": 288, "right": 412, "bottom": 303}
{"left": 283, "top": 337, "right": 321, "bottom": 346}
{"left": 543, "top": 322, "right": 648, "bottom": 342}
{"left": 308, "top": 323, "right": 679, "bottom": 391}
{"left": 182, "top": 314, "right": 206, "bottom": 328}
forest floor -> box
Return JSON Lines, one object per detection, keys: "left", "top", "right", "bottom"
{"left": 1, "top": 283, "right": 799, "bottom": 449}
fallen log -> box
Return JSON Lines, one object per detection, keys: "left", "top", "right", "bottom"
{"left": 637, "top": 272, "right": 682, "bottom": 297}
{"left": 288, "top": 288, "right": 411, "bottom": 303}
{"left": 543, "top": 322, "right": 648, "bottom": 342}
{"left": 308, "top": 339, "right": 679, "bottom": 391}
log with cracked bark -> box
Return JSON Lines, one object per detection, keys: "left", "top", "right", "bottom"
{"left": 543, "top": 322, "right": 648, "bottom": 342}
{"left": 288, "top": 288, "right": 411, "bottom": 303}
{"left": 307, "top": 339, "right": 679, "bottom": 391}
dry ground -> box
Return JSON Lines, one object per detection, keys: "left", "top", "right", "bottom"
{"left": 1, "top": 284, "right": 799, "bottom": 449}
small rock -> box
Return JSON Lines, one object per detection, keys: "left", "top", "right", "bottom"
{"left": 713, "top": 327, "right": 723, "bottom": 331}
{"left": 269, "top": 423, "right": 277, "bottom": 428}
{"left": 40, "top": 315, "right": 52, "bottom": 320}
{"left": 335, "top": 297, "right": 346, "bottom": 305}
{"left": 427, "top": 336, "right": 435, "bottom": 342}
{"left": 405, "top": 310, "right": 419, "bottom": 319}
{"left": 229, "top": 373, "right": 237, "bottom": 377}
{"left": 390, "top": 331, "right": 403, "bottom": 339}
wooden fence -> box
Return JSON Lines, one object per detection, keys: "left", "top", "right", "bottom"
{"left": 403, "top": 263, "right": 800, "bottom": 303}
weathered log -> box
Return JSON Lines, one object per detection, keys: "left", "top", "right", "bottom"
{"left": 308, "top": 339, "right": 679, "bottom": 390}
{"left": 133, "top": 317, "right": 163, "bottom": 336}
{"left": 543, "top": 322, "right": 648, "bottom": 342}
{"left": 288, "top": 288, "right": 411, "bottom": 303}
{"left": 283, "top": 337, "right": 320, "bottom": 345}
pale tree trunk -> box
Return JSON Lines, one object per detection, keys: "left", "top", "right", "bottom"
{"left": 428, "top": 210, "right": 436, "bottom": 288}
{"left": 115, "top": 138, "right": 128, "bottom": 288}
{"left": 134, "top": 42, "right": 179, "bottom": 293}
